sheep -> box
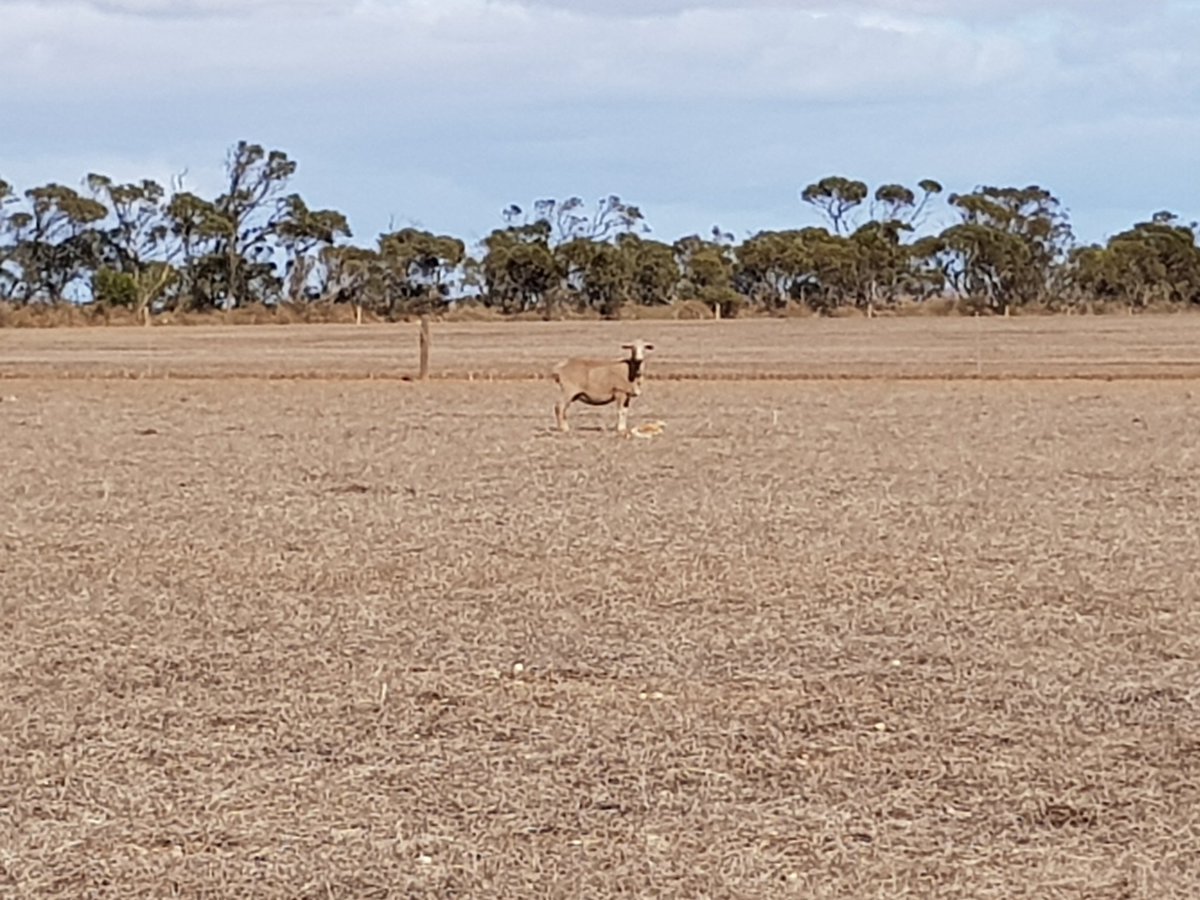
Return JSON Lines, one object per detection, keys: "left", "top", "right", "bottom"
{"left": 551, "top": 339, "right": 655, "bottom": 433}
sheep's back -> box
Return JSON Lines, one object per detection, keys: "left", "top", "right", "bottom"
{"left": 554, "top": 357, "right": 622, "bottom": 385}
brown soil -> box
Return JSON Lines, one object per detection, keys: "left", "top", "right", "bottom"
{"left": 3, "top": 314, "right": 1200, "bottom": 380}
{"left": 1, "top": 321, "right": 1198, "bottom": 897}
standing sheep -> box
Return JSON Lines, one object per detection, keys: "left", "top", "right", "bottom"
{"left": 551, "top": 339, "right": 655, "bottom": 433}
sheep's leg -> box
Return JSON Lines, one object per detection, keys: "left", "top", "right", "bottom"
{"left": 616, "top": 395, "right": 630, "bottom": 433}
{"left": 555, "top": 395, "right": 570, "bottom": 432}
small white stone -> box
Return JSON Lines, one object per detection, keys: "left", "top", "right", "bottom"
{"left": 417, "top": 854, "right": 433, "bottom": 865}
{"left": 512, "top": 662, "right": 524, "bottom": 675}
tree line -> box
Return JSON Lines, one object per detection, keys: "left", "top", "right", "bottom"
{"left": 2, "top": 139, "right": 1198, "bottom": 322}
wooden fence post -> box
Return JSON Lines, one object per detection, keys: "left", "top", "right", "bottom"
{"left": 418, "top": 315, "right": 431, "bottom": 380}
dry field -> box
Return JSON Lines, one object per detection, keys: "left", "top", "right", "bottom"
{"left": 2, "top": 318, "right": 1200, "bottom": 898}
{"left": 3, "top": 313, "right": 1200, "bottom": 380}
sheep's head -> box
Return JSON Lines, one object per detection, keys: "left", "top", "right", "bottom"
{"left": 621, "top": 340, "right": 654, "bottom": 393}
{"left": 621, "top": 340, "right": 655, "bottom": 362}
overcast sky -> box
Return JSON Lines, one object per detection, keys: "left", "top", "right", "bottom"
{"left": 3, "top": 0, "right": 1198, "bottom": 250}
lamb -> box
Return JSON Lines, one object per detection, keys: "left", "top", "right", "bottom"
{"left": 551, "top": 339, "right": 655, "bottom": 433}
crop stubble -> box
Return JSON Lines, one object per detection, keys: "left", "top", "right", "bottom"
{"left": 2, "top": 320, "right": 1200, "bottom": 897}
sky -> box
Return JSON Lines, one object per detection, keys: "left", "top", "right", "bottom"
{"left": 2, "top": 0, "right": 1199, "bottom": 253}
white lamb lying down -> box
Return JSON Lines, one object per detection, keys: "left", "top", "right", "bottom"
{"left": 551, "top": 339, "right": 655, "bottom": 434}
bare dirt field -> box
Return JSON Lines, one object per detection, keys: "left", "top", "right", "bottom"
{"left": 3, "top": 313, "right": 1200, "bottom": 380}
{"left": 2, "top": 319, "right": 1200, "bottom": 897}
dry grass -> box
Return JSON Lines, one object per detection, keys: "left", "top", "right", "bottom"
{"left": 3, "top": 315, "right": 1200, "bottom": 382}
{"left": 0, "top": 302, "right": 373, "bottom": 330}
{"left": 2, "top": 322, "right": 1200, "bottom": 897}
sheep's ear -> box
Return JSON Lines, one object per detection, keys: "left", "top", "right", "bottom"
{"left": 644, "top": 343, "right": 655, "bottom": 352}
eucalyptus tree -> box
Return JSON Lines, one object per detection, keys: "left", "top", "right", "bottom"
{"left": 870, "top": 179, "right": 943, "bottom": 227}
{"left": 800, "top": 176, "right": 869, "bottom": 235}
{"left": 556, "top": 237, "right": 629, "bottom": 316}
{"left": 848, "top": 218, "right": 913, "bottom": 308}
{"left": 736, "top": 229, "right": 818, "bottom": 310}
{"left": 616, "top": 233, "right": 678, "bottom": 308}
{"left": 481, "top": 220, "right": 559, "bottom": 314}
{"left": 275, "top": 194, "right": 351, "bottom": 302}
{"left": 0, "top": 178, "right": 21, "bottom": 299}
{"left": 86, "top": 174, "right": 181, "bottom": 320}
{"left": 1070, "top": 213, "right": 1200, "bottom": 308}
{"left": 211, "top": 140, "right": 298, "bottom": 307}
{"left": 376, "top": 227, "right": 466, "bottom": 314}
{"left": 498, "top": 195, "right": 650, "bottom": 314}
{"left": 674, "top": 230, "right": 739, "bottom": 316}
{"left": 8, "top": 183, "right": 107, "bottom": 302}
{"left": 164, "top": 190, "right": 229, "bottom": 311}
{"left": 505, "top": 195, "right": 648, "bottom": 246}
{"left": 938, "top": 184, "right": 1073, "bottom": 310}
{"left": 318, "top": 244, "right": 380, "bottom": 318}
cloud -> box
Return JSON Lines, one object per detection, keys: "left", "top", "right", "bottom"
{"left": 0, "top": 0, "right": 1196, "bottom": 246}
{"left": 2, "top": 0, "right": 1192, "bottom": 128}
{"left": 0, "top": 0, "right": 1046, "bottom": 105}
{"left": 0, "top": 0, "right": 345, "bottom": 16}
{"left": 490, "top": 0, "right": 1168, "bottom": 23}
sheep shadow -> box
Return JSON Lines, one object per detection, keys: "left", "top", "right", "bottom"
{"left": 535, "top": 424, "right": 623, "bottom": 438}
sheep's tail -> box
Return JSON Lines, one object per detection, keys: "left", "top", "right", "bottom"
{"left": 550, "top": 360, "right": 566, "bottom": 383}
